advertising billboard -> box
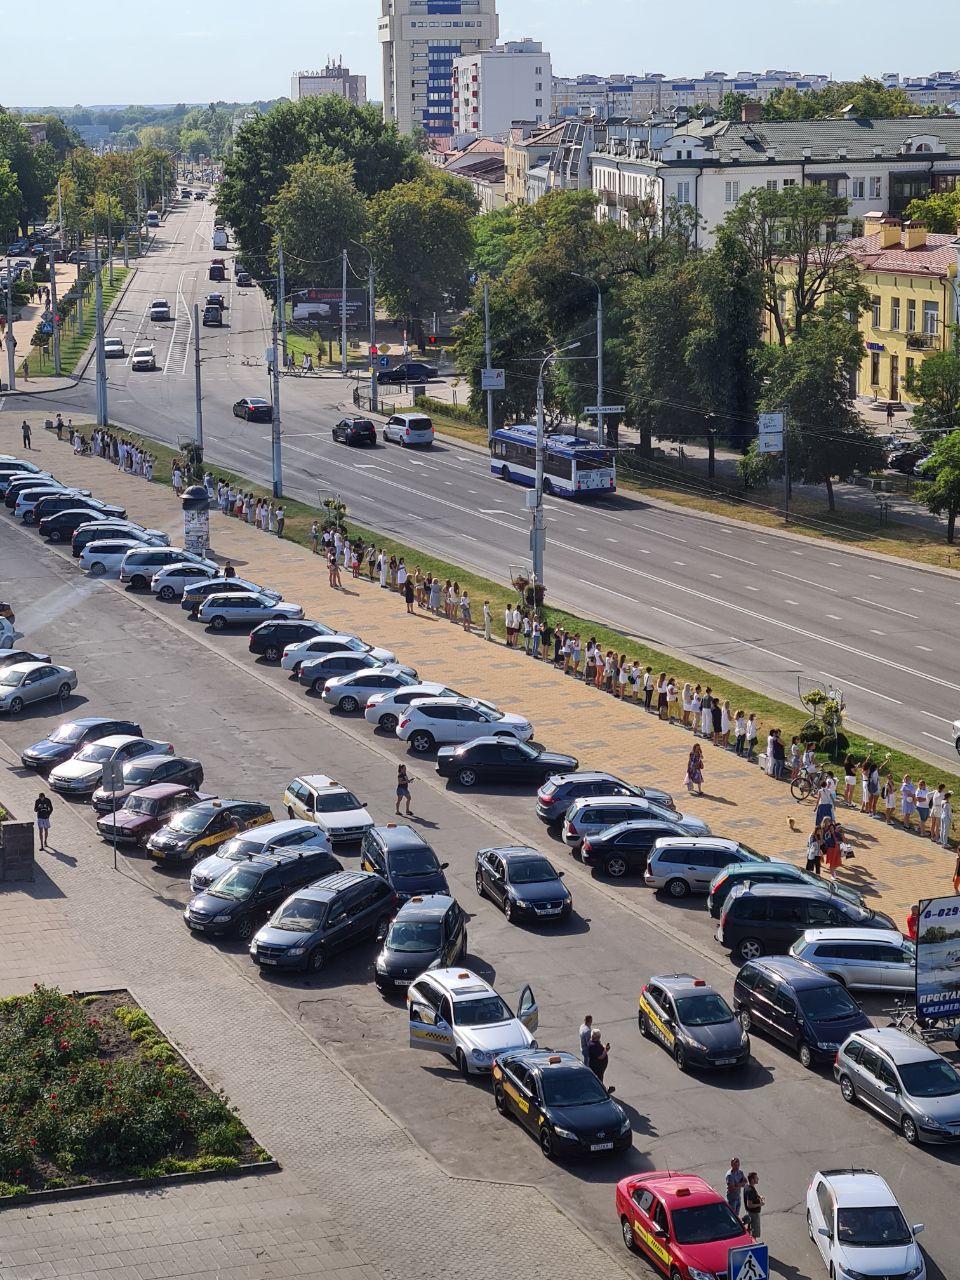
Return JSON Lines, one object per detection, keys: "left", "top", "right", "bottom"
{"left": 916, "top": 896, "right": 960, "bottom": 1022}
{"left": 291, "top": 288, "right": 368, "bottom": 326}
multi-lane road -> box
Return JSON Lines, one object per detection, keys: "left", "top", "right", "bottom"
{"left": 10, "top": 194, "right": 960, "bottom": 767}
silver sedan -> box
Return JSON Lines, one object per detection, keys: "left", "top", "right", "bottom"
{"left": 0, "top": 662, "right": 78, "bottom": 715}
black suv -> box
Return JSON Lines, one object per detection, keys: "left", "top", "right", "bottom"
{"left": 375, "top": 893, "right": 467, "bottom": 994}
{"left": 332, "top": 417, "right": 377, "bottom": 447}
{"left": 21, "top": 717, "right": 143, "bottom": 771}
{"left": 361, "top": 824, "right": 449, "bottom": 903}
{"left": 39, "top": 508, "right": 118, "bottom": 543}
{"left": 580, "top": 819, "right": 691, "bottom": 878}
{"left": 376, "top": 361, "right": 439, "bottom": 385}
{"left": 183, "top": 845, "right": 338, "bottom": 940}
{"left": 249, "top": 619, "right": 334, "bottom": 663}
{"left": 717, "top": 882, "right": 897, "bottom": 964}
{"left": 250, "top": 869, "right": 397, "bottom": 972}
{"left": 33, "top": 494, "right": 126, "bottom": 525}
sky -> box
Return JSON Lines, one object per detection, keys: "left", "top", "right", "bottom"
{"left": 5, "top": 0, "right": 960, "bottom": 108}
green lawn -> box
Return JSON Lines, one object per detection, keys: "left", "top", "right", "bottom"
{"left": 25, "top": 269, "right": 130, "bottom": 378}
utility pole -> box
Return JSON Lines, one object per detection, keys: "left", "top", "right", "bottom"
{"left": 532, "top": 374, "right": 546, "bottom": 591}
{"left": 270, "top": 314, "right": 283, "bottom": 497}
{"left": 106, "top": 204, "right": 114, "bottom": 287}
{"left": 48, "top": 235, "right": 61, "bottom": 376}
{"left": 159, "top": 158, "right": 165, "bottom": 214}
{"left": 340, "top": 248, "right": 348, "bottom": 376}
{"left": 277, "top": 242, "right": 287, "bottom": 367}
{"left": 76, "top": 245, "right": 84, "bottom": 332}
{"left": 783, "top": 411, "right": 790, "bottom": 525}
{"left": 135, "top": 176, "right": 143, "bottom": 256}
{"left": 483, "top": 282, "right": 494, "bottom": 446}
{"left": 368, "top": 259, "right": 378, "bottom": 412}
{"left": 4, "top": 256, "right": 15, "bottom": 391}
{"left": 94, "top": 249, "right": 107, "bottom": 426}
{"left": 595, "top": 288, "right": 605, "bottom": 444}
{"left": 193, "top": 303, "right": 203, "bottom": 453}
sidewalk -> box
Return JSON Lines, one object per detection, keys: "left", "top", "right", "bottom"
{"left": 1, "top": 259, "right": 81, "bottom": 389}
{"left": 22, "top": 434, "right": 959, "bottom": 928}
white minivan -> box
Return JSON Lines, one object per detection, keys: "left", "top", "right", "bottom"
{"left": 382, "top": 412, "right": 434, "bottom": 448}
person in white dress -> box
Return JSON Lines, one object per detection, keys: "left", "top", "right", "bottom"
{"left": 700, "top": 690, "right": 714, "bottom": 738}
{"left": 720, "top": 700, "right": 731, "bottom": 748}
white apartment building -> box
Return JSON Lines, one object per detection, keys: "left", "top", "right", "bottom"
{"left": 378, "top": 0, "right": 499, "bottom": 139}
{"left": 591, "top": 114, "right": 960, "bottom": 247}
{"left": 291, "top": 63, "right": 367, "bottom": 106}
{"left": 452, "top": 39, "right": 551, "bottom": 137}
{"left": 553, "top": 70, "right": 830, "bottom": 120}
{"left": 883, "top": 71, "right": 960, "bottom": 110}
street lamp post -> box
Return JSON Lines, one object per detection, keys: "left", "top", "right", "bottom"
{"left": 532, "top": 341, "right": 581, "bottom": 591}
{"left": 572, "top": 271, "right": 605, "bottom": 443}
{"left": 349, "top": 239, "right": 378, "bottom": 412}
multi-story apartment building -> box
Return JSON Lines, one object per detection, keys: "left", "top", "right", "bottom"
{"left": 452, "top": 40, "right": 551, "bottom": 137}
{"left": 378, "top": 0, "right": 499, "bottom": 139}
{"left": 503, "top": 122, "right": 567, "bottom": 204}
{"left": 592, "top": 113, "right": 960, "bottom": 246}
{"left": 882, "top": 72, "right": 960, "bottom": 111}
{"left": 291, "top": 63, "right": 367, "bottom": 106}
{"left": 552, "top": 70, "right": 831, "bottom": 120}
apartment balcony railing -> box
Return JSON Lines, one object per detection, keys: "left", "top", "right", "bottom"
{"left": 906, "top": 332, "right": 940, "bottom": 350}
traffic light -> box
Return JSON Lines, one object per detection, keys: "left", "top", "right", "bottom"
{"left": 370, "top": 344, "right": 378, "bottom": 356}
{"left": 427, "top": 334, "right": 438, "bottom": 347}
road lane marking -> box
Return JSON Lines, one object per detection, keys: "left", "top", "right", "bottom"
{"left": 730, "top": 637, "right": 802, "bottom": 667}
{"left": 771, "top": 567, "right": 835, "bottom": 592}
{"left": 588, "top": 582, "right": 714, "bottom": 632}
{"left": 852, "top": 597, "right": 919, "bottom": 619}
{"left": 826, "top": 614, "right": 842, "bottom": 620}
{"left": 923, "top": 732, "right": 952, "bottom": 746}
{"left": 869, "top": 629, "right": 885, "bottom": 635}
{"left": 698, "top": 544, "right": 757, "bottom": 566}
{"left": 784, "top": 599, "right": 799, "bottom": 606}
{"left": 818, "top": 673, "right": 902, "bottom": 704}
{"left": 919, "top": 709, "right": 955, "bottom": 724}
{"left": 916, "top": 645, "right": 932, "bottom": 652}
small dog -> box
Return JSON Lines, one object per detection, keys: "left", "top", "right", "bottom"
{"left": 787, "top": 816, "right": 799, "bottom": 832}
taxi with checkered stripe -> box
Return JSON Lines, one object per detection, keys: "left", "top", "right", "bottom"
{"left": 639, "top": 973, "right": 750, "bottom": 1072}
{"left": 492, "top": 1048, "right": 631, "bottom": 1159}
{"left": 145, "top": 798, "right": 274, "bottom": 863}
{"left": 616, "top": 1170, "right": 754, "bottom": 1279}
{"left": 407, "top": 968, "right": 538, "bottom": 1075}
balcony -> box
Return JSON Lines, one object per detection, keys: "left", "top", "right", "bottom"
{"left": 906, "top": 333, "right": 940, "bottom": 350}
{"left": 596, "top": 186, "right": 619, "bottom": 204}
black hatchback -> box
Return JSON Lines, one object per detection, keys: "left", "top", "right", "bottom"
{"left": 717, "top": 882, "right": 897, "bottom": 965}
{"left": 375, "top": 893, "right": 467, "bottom": 994}
{"left": 21, "top": 716, "right": 143, "bottom": 771}
{"left": 361, "top": 824, "right": 449, "bottom": 903}
{"left": 332, "top": 417, "right": 377, "bottom": 446}
{"left": 249, "top": 619, "right": 334, "bottom": 663}
{"left": 580, "top": 819, "right": 691, "bottom": 878}
{"left": 437, "top": 738, "right": 578, "bottom": 788}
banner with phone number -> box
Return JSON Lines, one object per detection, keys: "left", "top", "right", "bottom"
{"left": 917, "top": 897, "right": 960, "bottom": 1021}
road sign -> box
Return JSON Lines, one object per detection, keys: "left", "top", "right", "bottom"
{"left": 378, "top": 343, "right": 392, "bottom": 355}
{"left": 757, "top": 411, "right": 784, "bottom": 455}
{"left": 585, "top": 405, "right": 626, "bottom": 414}
{"left": 728, "top": 1243, "right": 769, "bottom": 1280}
{"left": 378, "top": 356, "right": 391, "bottom": 368}
{"left": 481, "top": 367, "right": 505, "bottom": 391}
{"left": 264, "top": 346, "right": 275, "bottom": 366}
{"left": 100, "top": 761, "right": 124, "bottom": 792}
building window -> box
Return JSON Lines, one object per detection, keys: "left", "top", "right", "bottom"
{"left": 923, "top": 300, "right": 939, "bottom": 335}
{"left": 782, "top": 178, "right": 796, "bottom": 187}
{"left": 870, "top": 176, "right": 882, "bottom": 198}
{"left": 851, "top": 178, "right": 865, "bottom": 199}
{"left": 677, "top": 181, "right": 690, "bottom": 203}
{"left": 907, "top": 300, "right": 916, "bottom": 332}
{"left": 871, "top": 296, "right": 881, "bottom": 327}
{"left": 870, "top": 351, "right": 881, "bottom": 385}
{"left": 724, "top": 180, "right": 739, "bottom": 203}
{"left": 906, "top": 356, "right": 915, "bottom": 377}
{"left": 890, "top": 297, "right": 900, "bottom": 330}
{"left": 766, "top": 179, "right": 778, "bottom": 191}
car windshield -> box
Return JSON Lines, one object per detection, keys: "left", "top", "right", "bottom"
{"left": 898, "top": 1057, "right": 960, "bottom": 1098}
{"left": 0, "top": 671, "right": 25, "bottom": 686}
{"left": 123, "top": 762, "right": 158, "bottom": 784}
{"left": 796, "top": 984, "right": 860, "bottom": 1022}
{"left": 674, "top": 992, "right": 735, "bottom": 1026}
{"left": 313, "top": 791, "right": 362, "bottom": 813}
{"left": 75, "top": 743, "right": 116, "bottom": 762}
{"left": 167, "top": 808, "right": 213, "bottom": 833}
{"left": 390, "top": 848, "right": 440, "bottom": 878}
{"left": 220, "top": 836, "right": 269, "bottom": 858}
{"left": 452, "top": 995, "right": 512, "bottom": 1027}
{"left": 49, "top": 723, "right": 87, "bottom": 744}
{"left": 269, "top": 897, "right": 326, "bottom": 931}
{"left": 208, "top": 866, "right": 262, "bottom": 901}
{"left": 508, "top": 858, "right": 558, "bottom": 884}
{"left": 124, "top": 795, "right": 159, "bottom": 816}
{"left": 672, "top": 1201, "right": 746, "bottom": 1245}
{"left": 837, "top": 1206, "right": 912, "bottom": 1247}
{"left": 386, "top": 921, "right": 442, "bottom": 952}
{"left": 539, "top": 1067, "right": 609, "bottom": 1107}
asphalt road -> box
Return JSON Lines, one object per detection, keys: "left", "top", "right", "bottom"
{"left": 3, "top": 516, "right": 958, "bottom": 1279}
{"left": 8, "top": 194, "right": 960, "bottom": 769}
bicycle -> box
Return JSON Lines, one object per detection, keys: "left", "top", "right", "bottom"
{"left": 790, "top": 768, "right": 830, "bottom": 803}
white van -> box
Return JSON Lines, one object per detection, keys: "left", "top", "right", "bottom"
{"left": 212, "top": 228, "right": 228, "bottom": 250}
{"left": 145, "top": 210, "right": 160, "bottom": 228}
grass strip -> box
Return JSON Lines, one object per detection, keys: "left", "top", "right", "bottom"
{"left": 24, "top": 270, "right": 130, "bottom": 378}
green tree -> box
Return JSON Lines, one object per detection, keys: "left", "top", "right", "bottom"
{"left": 368, "top": 179, "right": 474, "bottom": 344}
{"left": 719, "top": 92, "right": 758, "bottom": 120}
{"left": 0, "top": 158, "right": 21, "bottom": 242}
{"left": 763, "top": 78, "right": 934, "bottom": 121}
{"left": 36, "top": 114, "right": 82, "bottom": 162}
{"left": 265, "top": 158, "right": 368, "bottom": 288}
{"left": 904, "top": 189, "right": 960, "bottom": 234}
{"left": 472, "top": 206, "right": 521, "bottom": 278}
{"left": 902, "top": 350, "right": 960, "bottom": 444}
{"left": 454, "top": 273, "right": 549, "bottom": 425}
{"left": 180, "top": 128, "right": 212, "bottom": 160}
{"left": 0, "top": 111, "right": 57, "bottom": 235}
{"left": 914, "top": 430, "right": 960, "bottom": 542}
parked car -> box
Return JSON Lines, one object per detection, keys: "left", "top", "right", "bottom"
{"left": 437, "top": 737, "right": 579, "bottom": 788}
{"left": 790, "top": 928, "right": 916, "bottom": 991}
{"left": 91, "top": 753, "right": 204, "bottom": 813}
{"left": 190, "top": 819, "right": 338, "bottom": 892}
{"left": 644, "top": 837, "right": 766, "bottom": 899}
{"left": 249, "top": 620, "right": 334, "bottom": 663}
{"left": 407, "top": 968, "right": 538, "bottom": 1076}
{"left": 805, "top": 1168, "right": 927, "bottom": 1278}
{"left": 21, "top": 717, "right": 141, "bottom": 771}
{"left": 375, "top": 894, "right": 467, "bottom": 994}
{"left": 580, "top": 819, "right": 694, "bottom": 878}
{"left": 80, "top": 539, "right": 151, "bottom": 577}
{"left": 95, "top": 783, "right": 205, "bottom": 846}
{"left": 536, "top": 771, "right": 675, "bottom": 825}
{"left": 198, "top": 592, "right": 304, "bottom": 630}
{"left": 716, "top": 882, "right": 897, "bottom": 964}
{"left": 708, "top": 861, "right": 867, "bottom": 919}
{"left": 0, "top": 662, "right": 77, "bottom": 715}
{"left": 281, "top": 774, "right": 374, "bottom": 844}
{"left": 182, "top": 577, "right": 280, "bottom": 613}
{"left": 72, "top": 520, "right": 169, "bottom": 556}
{"left": 146, "top": 798, "right": 274, "bottom": 864}
{"left": 616, "top": 1171, "right": 753, "bottom": 1274}
{"left": 249, "top": 869, "right": 396, "bottom": 970}
{"left": 382, "top": 412, "right": 434, "bottom": 447}
{"left": 475, "top": 846, "right": 571, "bottom": 924}
{"left": 33, "top": 494, "right": 126, "bottom": 527}
{"left": 363, "top": 681, "right": 466, "bottom": 732}
{"left": 562, "top": 796, "right": 708, "bottom": 852}
{"left": 235, "top": 270, "right": 252, "bottom": 286}
{"left": 39, "top": 508, "right": 127, "bottom": 543}
{"left": 49, "top": 735, "right": 173, "bottom": 797}
{"left": 320, "top": 666, "right": 420, "bottom": 713}
{"left": 150, "top": 561, "right": 219, "bottom": 600}
{"left": 360, "top": 824, "right": 449, "bottom": 903}
{"left": 233, "top": 397, "right": 272, "bottom": 422}
{"left": 0, "top": 648, "right": 51, "bottom": 674}
{"left": 281, "top": 633, "right": 397, "bottom": 675}
{"left": 396, "top": 697, "right": 533, "bottom": 754}
{"left": 120, "top": 547, "right": 212, "bottom": 589}
{"left": 835, "top": 1027, "right": 960, "bottom": 1144}
{"left": 638, "top": 973, "right": 750, "bottom": 1071}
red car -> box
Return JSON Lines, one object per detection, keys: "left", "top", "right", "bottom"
{"left": 616, "top": 1170, "right": 753, "bottom": 1278}
{"left": 96, "top": 783, "right": 207, "bottom": 846}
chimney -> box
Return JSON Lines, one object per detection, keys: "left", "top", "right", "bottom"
{"left": 740, "top": 102, "right": 762, "bottom": 123}
{"left": 902, "top": 220, "right": 928, "bottom": 249}
{"left": 864, "top": 212, "right": 902, "bottom": 247}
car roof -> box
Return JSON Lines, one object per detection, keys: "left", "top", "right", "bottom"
{"left": 296, "top": 774, "right": 351, "bottom": 793}
{"left": 649, "top": 973, "right": 718, "bottom": 996}
{"left": 502, "top": 1048, "right": 582, "bottom": 1071}
{"left": 368, "top": 823, "right": 429, "bottom": 851}
{"left": 735, "top": 882, "right": 831, "bottom": 899}
{"left": 634, "top": 1172, "right": 721, "bottom": 1207}
{"left": 131, "top": 782, "right": 196, "bottom": 799}
{"left": 62, "top": 716, "right": 130, "bottom": 729}
{"left": 799, "top": 928, "right": 906, "bottom": 946}
{"left": 552, "top": 771, "right": 626, "bottom": 786}
{"left": 422, "top": 968, "right": 499, "bottom": 1002}
{"left": 815, "top": 1170, "right": 895, "bottom": 1207}
{"left": 652, "top": 836, "right": 744, "bottom": 851}
{"left": 126, "top": 752, "right": 183, "bottom": 768}
{"left": 741, "top": 955, "right": 837, "bottom": 987}
{"left": 2, "top": 661, "right": 51, "bottom": 675}
{"left": 291, "top": 869, "right": 381, "bottom": 901}
{"left": 88, "top": 734, "right": 145, "bottom": 748}
{"left": 847, "top": 1027, "right": 940, "bottom": 1064}
{"left": 593, "top": 820, "right": 679, "bottom": 838}
{"left": 190, "top": 798, "right": 261, "bottom": 817}
{"left": 570, "top": 794, "right": 652, "bottom": 808}
{"left": 481, "top": 846, "right": 542, "bottom": 861}
{"left": 232, "top": 818, "right": 319, "bottom": 840}
{"left": 394, "top": 893, "right": 455, "bottom": 921}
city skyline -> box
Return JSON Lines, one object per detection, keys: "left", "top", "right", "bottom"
{"left": 4, "top": 0, "right": 960, "bottom": 107}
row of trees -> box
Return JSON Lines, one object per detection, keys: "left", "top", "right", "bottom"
{"left": 55, "top": 147, "right": 172, "bottom": 244}
{"left": 0, "top": 110, "right": 60, "bottom": 238}
{"left": 717, "top": 78, "right": 940, "bottom": 123}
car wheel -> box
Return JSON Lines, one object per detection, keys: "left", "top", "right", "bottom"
{"left": 306, "top": 947, "right": 325, "bottom": 973}
{"left": 382, "top": 432, "right": 390, "bottom": 444}
{"left": 604, "top": 856, "right": 628, "bottom": 878}
{"left": 806, "top": 1210, "right": 815, "bottom": 1240}
{"left": 89, "top": 561, "right": 106, "bottom": 577}
{"left": 378, "top": 712, "right": 399, "bottom": 733}
{"left": 542, "top": 478, "right": 554, "bottom": 497}
{"left": 739, "top": 1009, "right": 751, "bottom": 1033}
{"left": 57, "top": 683, "right": 71, "bottom": 700}
{"left": 504, "top": 898, "right": 515, "bottom": 924}
{"left": 901, "top": 1114, "right": 919, "bottom": 1145}
{"left": 263, "top": 645, "right": 280, "bottom": 663}
{"left": 455, "top": 1048, "right": 470, "bottom": 1077}
{"left": 798, "top": 1042, "right": 814, "bottom": 1069}
{"left": 287, "top": 805, "right": 295, "bottom": 819}
{"left": 210, "top": 615, "right": 226, "bottom": 631}
{"left": 457, "top": 768, "right": 478, "bottom": 788}
{"left": 49, "top": 530, "right": 62, "bottom": 543}
{"left": 500, "top": 465, "right": 510, "bottom": 481}
{"left": 339, "top": 695, "right": 359, "bottom": 714}
{"left": 735, "top": 937, "right": 763, "bottom": 963}
{"left": 621, "top": 1218, "right": 638, "bottom": 1254}
{"left": 235, "top": 916, "right": 254, "bottom": 941}
{"left": 311, "top": 679, "right": 326, "bottom": 695}
{"left": 158, "top": 585, "right": 176, "bottom": 602}
{"left": 839, "top": 1074, "right": 857, "bottom": 1104}
{"left": 131, "top": 574, "right": 148, "bottom": 590}
{"left": 494, "top": 1085, "right": 509, "bottom": 1116}
{"left": 475, "top": 871, "right": 485, "bottom": 898}
{"left": 8, "top": 696, "right": 23, "bottom": 715}
{"left": 539, "top": 1126, "right": 555, "bottom": 1159}
{"left": 674, "top": 1043, "right": 687, "bottom": 1072}
{"left": 665, "top": 877, "right": 689, "bottom": 900}
{"left": 409, "top": 730, "right": 435, "bottom": 754}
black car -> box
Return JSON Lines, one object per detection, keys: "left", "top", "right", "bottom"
{"left": 716, "top": 882, "right": 898, "bottom": 964}
{"left": 437, "top": 737, "right": 579, "bottom": 788}
{"left": 249, "top": 620, "right": 333, "bottom": 663}
{"left": 205, "top": 292, "right": 227, "bottom": 310}
{"left": 375, "top": 893, "right": 467, "bottom": 994}
{"left": 580, "top": 819, "right": 690, "bottom": 878}
{"left": 492, "top": 1048, "right": 632, "bottom": 1159}
{"left": 21, "top": 716, "right": 143, "bottom": 771}
{"left": 90, "top": 753, "right": 205, "bottom": 813}
{"left": 536, "top": 771, "right": 675, "bottom": 824}
{"left": 38, "top": 508, "right": 117, "bottom": 543}
{"left": 33, "top": 494, "right": 126, "bottom": 526}
{"left": 332, "top": 417, "right": 377, "bottom": 447}
{"left": 5, "top": 476, "right": 60, "bottom": 508}
{"left": 71, "top": 521, "right": 143, "bottom": 556}
{"left": 475, "top": 846, "right": 571, "bottom": 924}
{"left": 184, "top": 845, "right": 342, "bottom": 941}
{"left": 638, "top": 974, "right": 750, "bottom": 1072}
{"left": 376, "top": 361, "right": 439, "bottom": 385}
{"left": 360, "top": 824, "right": 449, "bottom": 903}
{"left": 233, "top": 397, "right": 272, "bottom": 422}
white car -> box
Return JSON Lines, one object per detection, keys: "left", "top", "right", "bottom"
{"left": 120, "top": 547, "right": 211, "bottom": 589}
{"left": 396, "top": 697, "right": 533, "bottom": 754}
{"left": 150, "top": 560, "right": 220, "bottom": 601}
{"left": 0, "top": 662, "right": 77, "bottom": 715}
{"left": 363, "top": 681, "right": 469, "bottom": 733}
{"left": 0, "top": 617, "right": 18, "bottom": 649}
{"left": 103, "top": 337, "right": 125, "bottom": 357}
{"left": 49, "top": 734, "right": 174, "bottom": 796}
{"left": 283, "top": 774, "right": 374, "bottom": 843}
{"left": 197, "top": 592, "right": 304, "bottom": 630}
{"left": 407, "top": 968, "right": 538, "bottom": 1075}
{"left": 953, "top": 717, "right": 960, "bottom": 758}
{"left": 320, "top": 667, "right": 420, "bottom": 713}
{"left": 149, "top": 298, "right": 171, "bottom": 320}
{"left": 15, "top": 485, "right": 83, "bottom": 521}
{"left": 281, "top": 633, "right": 397, "bottom": 674}
{"left": 806, "top": 1168, "right": 925, "bottom": 1280}
{"left": 80, "top": 538, "right": 153, "bottom": 577}
{"left": 131, "top": 345, "right": 156, "bottom": 371}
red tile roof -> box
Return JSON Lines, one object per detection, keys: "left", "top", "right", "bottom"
{"left": 844, "top": 232, "right": 958, "bottom": 277}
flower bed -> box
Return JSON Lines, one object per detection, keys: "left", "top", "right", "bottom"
{"left": 0, "top": 986, "right": 271, "bottom": 1198}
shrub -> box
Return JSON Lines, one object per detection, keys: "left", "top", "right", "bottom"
{"left": 0, "top": 1181, "right": 29, "bottom": 1198}
{"left": 197, "top": 1119, "right": 247, "bottom": 1158}
{"left": 43, "top": 1177, "right": 66, "bottom": 1190}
